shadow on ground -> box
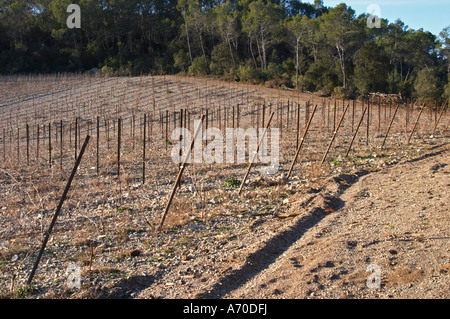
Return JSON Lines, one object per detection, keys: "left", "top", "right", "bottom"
{"left": 98, "top": 171, "right": 368, "bottom": 299}
{"left": 195, "top": 171, "right": 368, "bottom": 299}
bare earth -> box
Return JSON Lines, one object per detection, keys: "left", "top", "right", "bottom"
{"left": 94, "top": 140, "right": 449, "bottom": 300}
{"left": 0, "top": 75, "right": 448, "bottom": 299}
{"left": 211, "top": 142, "right": 450, "bottom": 299}
{"left": 2, "top": 139, "right": 449, "bottom": 300}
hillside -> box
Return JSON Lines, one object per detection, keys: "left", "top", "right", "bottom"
{"left": 77, "top": 140, "right": 449, "bottom": 299}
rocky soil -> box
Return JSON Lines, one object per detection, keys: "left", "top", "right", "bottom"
{"left": 0, "top": 75, "right": 448, "bottom": 300}
{"left": 1, "top": 137, "right": 448, "bottom": 299}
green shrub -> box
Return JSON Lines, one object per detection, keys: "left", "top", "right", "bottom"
{"left": 174, "top": 49, "right": 190, "bottom": 73}
{"left": 188, "top": 56, "right": 208, "bottom": 76}
{"left": 443, "top": 74, "right": 450, "bottom": 100}
{"left": 237, "top": 64, "right": 259, "bottom": 83}
{"left": 333, "top": 86, "right": 354, "bottom": 99}
{"left": 414, "top": 68, "right": 442, "bottom": 103}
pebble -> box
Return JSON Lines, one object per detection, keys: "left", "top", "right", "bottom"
{"left": 130, "top": 249, "right": 141, "bottom": 257}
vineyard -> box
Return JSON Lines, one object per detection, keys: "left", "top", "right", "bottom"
{"left": 0, "top": 73, "right": 448, "bottom": 298}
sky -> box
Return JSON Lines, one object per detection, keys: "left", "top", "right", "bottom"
{"left": 303, "top": 0, "right": 450, "bottom": 37}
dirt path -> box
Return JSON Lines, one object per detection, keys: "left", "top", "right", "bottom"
{"left": 195, "top": 142, "right": 449, "bottom": 299}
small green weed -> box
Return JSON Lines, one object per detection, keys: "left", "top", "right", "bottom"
{"left": 223, "top": 176, "right": 240, "bottom": 188}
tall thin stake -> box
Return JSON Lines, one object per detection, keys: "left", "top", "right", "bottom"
{"left": 345, "top": 105, "right": 368, "bottom": 158}
{"left": 380, "top": 102, "right": 400, "bottom": 150}
{"left": 60, "top": 120, "right": 63, "bottom": 170}
{"left": 431, "top": 101, "right": 447, "bottom": 136}
{"left": 165, "top": 110, "right": 168, "bottom": 150}
{"left": 320, "top": 103, "right": 350, "bottom": 165}
{"left": 157, "top": 114, "right": 205, "bottom": 231}
{"left": 143, "top": 113, "right": 147, "bottom": 184}
{"left": 407, "top": 103, "right": 426, "bottom": 144}
{"left": 74, "top": 118, "right": 78, "bottom": 160}
{"left": 288, "top": 104, "right": 318, "bottom": 179}
{"left": 117, "top": 117, "right": 122, "bottom": 180}
{"left": 96, "top": 116, "right": 100, "bottom": 175}
{"left": 26, "top": 124, "right": 30, "bottom": 166}
{"left": 17, "top": 127, "right": 19, "bottom": 164}
{"left": 37, "top": 125, "right": 40, "bottom": 162}
{"left": 27, "top": 135, "right": 90, "bottom": 285}
{"left": 238, "top": 112, "right": 274, "bottom": 195}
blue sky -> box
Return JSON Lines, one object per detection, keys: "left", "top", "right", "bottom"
{"left": 303, "top": 0, "right": 450, "bottom": 36}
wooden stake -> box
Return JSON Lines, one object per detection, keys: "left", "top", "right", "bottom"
{"left": 320, "top": 103, "right": 350, "bottom": 165}
{"left": 26, "top": 124, "right": 29, "bottom": 166}
{"left": 165, "top": 110, "right": 168, "bottom": 150}
{"left": 380, "top": 102, "right": 401, "bottom": 150}
{"left": 407, "top": 103, "right": 426, "bottom": 144}
{"left": 143, "top": 113, "right": 146, "bottom": 184}
{"left": 48, "top": 123, "right": 51, "bottom": 167}
{"left": 27, "top": 135, "right": 90, "bottom": 285}
{"left": 117, "top": 117, "right": 121, "bottom": 180}
{"left": 157, "top": 114, "right": 205, "bottom": 231}
{"left": 288, "top": 104, "right": 318, "bottom": 179}
{"left": 74, "top": 118, "right": 78, "bottom": 160}
{"left": 352, "top": 100, "right": 355, "bottom": 133}
{"left": 37, "top": 125, "right": 40, "bottom": 162}
{"left": 431, "top": 100, "right": 448, "bottom": 136}
{"left": 345, "top": 105, "right": 368, "bottom": 158}
{"left": 378, "top": 96, "right": 381, "bottom": 131}
{"left": 96, "top": 116, "right": 100, "bottom": 175}
{"left": 238, "top": 112, "right": 274, "bottom": 195}
{"left": 17, "top": 127, "right": 19, "bottom": 164}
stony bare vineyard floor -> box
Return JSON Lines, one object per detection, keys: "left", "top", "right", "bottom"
{"left": 0, "top": 75, "right": 449, "bottom": 299}
{"left": 1, "top": 137, "right": 448, "bottom": 299}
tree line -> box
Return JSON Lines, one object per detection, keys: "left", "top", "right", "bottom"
{"left": 1, "top": 0, "right": 449, "bottom": 102}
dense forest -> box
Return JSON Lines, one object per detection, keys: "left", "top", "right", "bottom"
{"left": 1, "top": 0, "right": 449, "bottom": 101}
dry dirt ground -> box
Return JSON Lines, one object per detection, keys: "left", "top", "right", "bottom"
{"left": 0, "top": 75, "right": 448, "bottom": 300}
{"left": 77, "top": 139, "right": 447, "bottom": 300}
{"left": 211, "top": 141, "right": 450, "bottom": 299}
{"left": 1, "top": 138, "right": 448, "bottom": 300}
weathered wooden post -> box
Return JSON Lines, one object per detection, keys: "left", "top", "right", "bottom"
{"left": 320, "top": 103, "right": 350, "bottom": 165}
{"left": 407, "top": 103, "right": 426, "bottom": 144}
{"left": 27, "top": 135, "right": 90, "bottom": 286}
{"left": 345, "top": 105, "right": 368, "bottom": 158}
{"left": 380, "top": 102, "right": 401, "bottom": 150}
{"left": 143, "top": 113, "right": 146, "bottom": 184}
{"left": 431, "top": 101, "right": 447, "bottom": 136}
{"left": 288, "top": 104, "right": 318, "bottom": 179}
{"left": 117, "top": 117, "right": 122, "bottom": 180}
{"left": 158, "top": 114, "right": 205, "bottom": 231}
{"left": 238, "top": 112, "right": 274, "bottom": 195}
